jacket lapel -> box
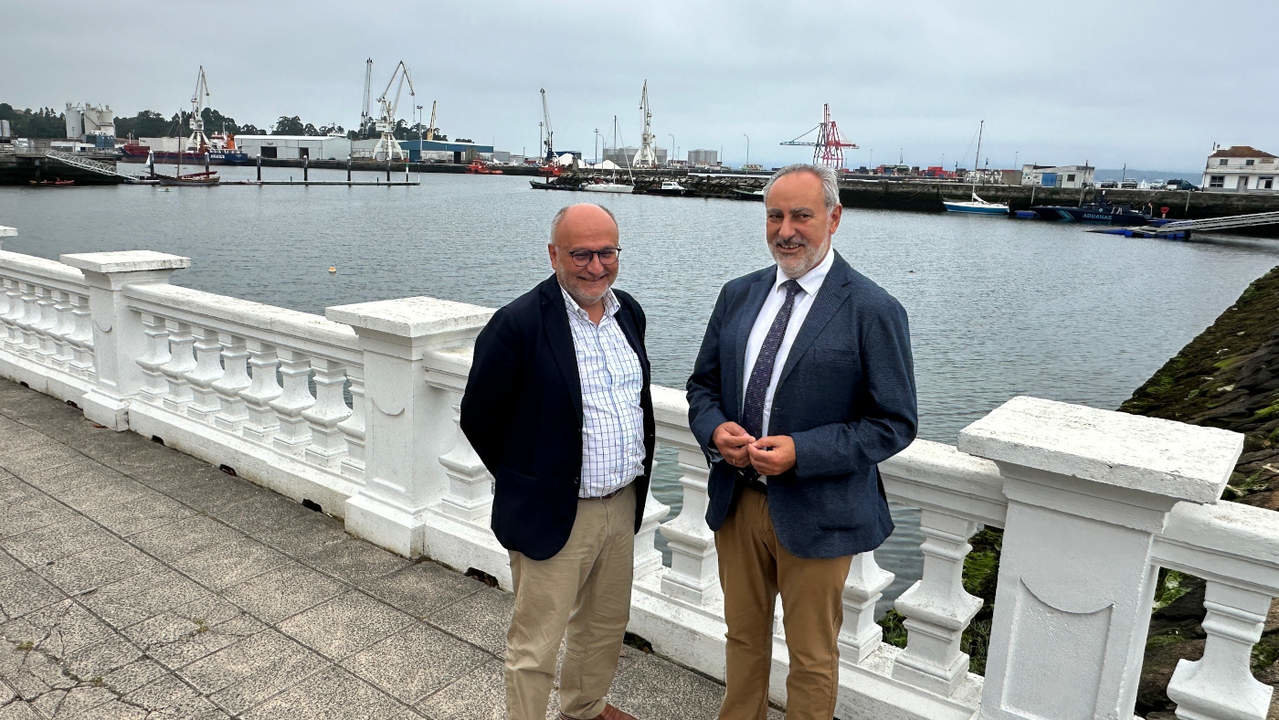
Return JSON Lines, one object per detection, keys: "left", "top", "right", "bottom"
{"left": 730, "top": 271, "right": 775, "bottom": 420}
{"left": 778, "top": 252, "right": 852, "bottom": 387}
{"left": 539, "top": 276, "right": 583, "bottom": 423}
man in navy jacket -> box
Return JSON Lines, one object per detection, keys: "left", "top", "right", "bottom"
{"left": 461, "top": 203, "right": 653, "bottom": 720}
{"left": 686, "top": 165, "right": 917, "bottom": 719}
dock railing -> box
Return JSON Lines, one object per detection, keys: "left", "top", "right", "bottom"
{"left": 1, "top": 239, "right": 1275, "bottom": 720}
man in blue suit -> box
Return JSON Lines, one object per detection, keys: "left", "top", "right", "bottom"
{"left": 462, "top": 204, "right": 652, "bottom": 720}
{"left": 686, "top": 164, "right": 917, "bottom": 719}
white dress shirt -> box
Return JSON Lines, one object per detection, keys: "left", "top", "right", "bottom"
{"left": 742, "top": 247, "right": 835, "bottom": 440}
{"left": 560, "top": 285, "right": 646, "bottom": 498}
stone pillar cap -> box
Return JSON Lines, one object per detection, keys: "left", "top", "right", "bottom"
{"left": 958, "top": 396, "right": 1242, "bottom": 504}
{"left": 0, "top": 226, "right": 16, "bottom": 237}
{"left": 327, "top": 296, "right": 493, "bottom": 338}
{"left": 60, "top": 251, "right": 191, "bottom": 273}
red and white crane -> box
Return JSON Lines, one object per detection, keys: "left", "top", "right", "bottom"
{"left": 780, "top": 104, "right": 859, "bottom": 169}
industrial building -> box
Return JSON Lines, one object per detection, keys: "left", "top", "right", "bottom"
{"left": 234, "top": 135, "right": 353, "bottom": 161}
{"left": 687, "top": 149, "right": 719, "bottom": 167}
{"left": 602, "top": 146, "right": 667, "bottom": 167}
{"left": 1020, "top": 164, "right": 1095, "bottom": 189}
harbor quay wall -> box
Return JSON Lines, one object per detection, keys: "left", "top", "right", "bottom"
{"left": 0, "top": 231, "right": 1276, "bottom": 719}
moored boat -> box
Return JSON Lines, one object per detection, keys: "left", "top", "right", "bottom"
{"left": 1029, "top": 202, "right": 1150, "bottom": 225}
{"left": 943, "top": 191, "right": 1009, "bottom": 215}
{"left": 647, "top": 180, "right": 687, "bottom": 196}
{"left": 581, "top": 179, "right": 633, "bottom": 194}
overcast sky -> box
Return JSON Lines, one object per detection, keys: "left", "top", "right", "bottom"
{"left": 6, "top": 1, "right": 1276, "bottom": 173}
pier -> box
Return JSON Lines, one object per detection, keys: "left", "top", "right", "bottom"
{"left": 0, "top": 227, "right": 1276, "bottom": 719}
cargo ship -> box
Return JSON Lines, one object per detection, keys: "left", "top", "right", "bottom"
{"left": 119, "top": 134, "right": 250, "bottom": 165}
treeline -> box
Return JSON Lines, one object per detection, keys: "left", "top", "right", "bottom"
{"left": 0, "top": 103, "right": 447, "bottom": 141}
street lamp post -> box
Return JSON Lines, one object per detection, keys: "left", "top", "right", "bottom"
{"left": 744, "top": 133, "right": 750, "bottom": 168}
{"left": 669, "top": 133, "right": 676, "bottom": 166}
{"left": 416, "top": 105, "right": 423, "bottom": 157}
{"left": 594, "top": 128, "right": 600, "bottom": 166}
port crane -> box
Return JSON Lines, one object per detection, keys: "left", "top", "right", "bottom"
{"left": 540, "top": 88, "right": 555, "bottom": 162}
{"left": 425, "top": 99, "right": 437, "bottom": 141}
{"left": 780, "top": 104, "right": 858, "bottom": 169}
{"left": 372, "top": 60, "right": 416, "bottom": 161}
{"left": 632, "top": 80, "right": 657, "bottom": 168}
{"left": 187, "top": 65, "right": 211, "bottom": 153}
{"left": 360, "top": 58, "right": 374, "bottom": 138}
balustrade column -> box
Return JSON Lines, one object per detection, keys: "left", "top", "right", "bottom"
{"left": 50, "top": 290, "right": 75, "bottom": 370}
{"left": 436, "top": 394, "right": 493, "bottom": 522}
{"left": 326, "top": 296, "right": 493, "bottom": 557}
{"left": 269, "top": 349, "right": 316, "bottom": 455}
{"left": 185, "top": 325, "right": 225, "bottom": 423}
{"left": 239, "top": 340, "right": 281, "bottom": 444}
{"left": 211, "top": 334, "right": 250, "bottom": 433}
{"left": 1, "top": 280, "right": 24, "bottom": 351}
{"left": 160, "top": 321, "right": 196, "bottom": 413}
{"left": 68, "top": 293, "right": 94, "bottom": 378}
{"left": 1166, "top": 581, "right": 1274, "bottom": 720}
{"left": 34, "top": 287, "right": 58, "bottom": 363}
{"left": 60, "top": 251, "right": 191, "bottom": 430}
{"left": 891, "top": 510, "right": 982, "bottom": 694}
{"left": 135, "top": 313, "right": 171, "bottom": 404}
{"left": 657, "top": 444, "right": 720, "bottom": 605}
{"left": 16, "top": 282, "right": 38, "bottom": 355}
{"left": 337, "top": 367, "right": 366, "bottom": 481}
{"left": 301, "top": 358, "right": 352, "bottom": 467}
{"left": 958, "top": 396, "right": 1244, "bottom": 720}
{"left": 840, "top": 551, "right": 895, "bottom": 664}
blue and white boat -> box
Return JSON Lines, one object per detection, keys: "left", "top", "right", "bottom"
{"left": 943, "top": 191, "right": 1009, "bottom": 215}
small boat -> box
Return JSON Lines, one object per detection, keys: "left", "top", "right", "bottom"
{"left": 731, "top": 188, "right": 765, "bottom": 201}
{"left": 943, "top": 192, "right": 1009, "bottom": 215}
{"left": 156, "top": 170, "right": 220, "bottom": 187}
{"left": 581, "top": 179, "right": 633, "bottom": 194}
{"left": 530, "top": 179, "right": 580, "bottom": 191}
{"left": 27, "top": 178, "right": 76, "bottom": 186}
{"left": 648, "top": 180, "right": 687, "bottom": 196}
{"left": 1029, "top": 202, "right": 1149, "bottom": 225}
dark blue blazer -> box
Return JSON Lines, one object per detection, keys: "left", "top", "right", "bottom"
{"left": 686, "top": 251, "right": 917, "bottom": 558}
{"left": 461, "top": 275, "right": 655, "bottom": 561}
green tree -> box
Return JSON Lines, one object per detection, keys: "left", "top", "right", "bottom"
{"left": 273, "top": 116, "right": 305, "bottom": 135}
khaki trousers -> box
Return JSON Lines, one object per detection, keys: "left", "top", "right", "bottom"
{"left": 715, "top": 486, "right": 853, "bottom": 720}
{"left": 506, "top": 484, "right": 636, "bottom": 720}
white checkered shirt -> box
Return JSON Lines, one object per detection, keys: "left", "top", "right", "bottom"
{"left": 560, "top": 285, "right": 645, "bottom": 498}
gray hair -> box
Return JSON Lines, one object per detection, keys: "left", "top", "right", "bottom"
{"left": 550, "top": 203, "right": 617, "bottom": 243}
{"left": 762, "top": 163, "right": 841, "bottom": 210}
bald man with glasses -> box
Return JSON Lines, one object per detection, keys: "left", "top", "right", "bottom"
{"left": 461, "top": 204, "right": 654, "bottom": 720}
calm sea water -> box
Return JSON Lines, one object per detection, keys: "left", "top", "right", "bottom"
{"left": 4, "top": 168, "right": 1278, "bottom": 601}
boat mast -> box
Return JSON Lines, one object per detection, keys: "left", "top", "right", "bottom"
{"left": 973, "top": 119, "right": 983, "bottom": 182}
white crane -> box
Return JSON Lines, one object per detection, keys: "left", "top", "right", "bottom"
{"left": 540, "top": 88, "right": 554, "bottom": 162}
{"left": 360, "top": 58, "right": 373, "bottom": 138}
{"left": 372, "top": 60, "right": 416, "bottom": 161}
{"left": 632, "top": 79, "right": 657, "bottom": 168}
{"left": 425, "top": 99, "right": 437, "bottom": 141}
{"left": 187, "top": 65, "right": 211, "bottom": 153}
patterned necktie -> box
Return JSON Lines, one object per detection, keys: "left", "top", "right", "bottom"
{"left": 742, "top": 279, "right": 803, "bottom": 441}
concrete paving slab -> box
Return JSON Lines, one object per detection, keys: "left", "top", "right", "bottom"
{"left": 0, "top": 516, "right": 114, "bottom": 567}
{"left": 167, "top": 535, "right": 289, "bottom": 591}
{"left": 427, "top": 586, "right": 514, "bottom": 657}
{"left": 0, "top": 696, "right": 41, "bottom": 719}
{"left": 63, "top": 631, "right": 168, "bottom": 699}
{"left": 0, "top": 475, "right": 37, "bottom": 506}
{"left": 126, "top": 515, "right": 242, "bottom": 563}
{"left": 342, "top": 623, "right": 490, "bottom": 705}
{"left": 75, "top": 674, "right": 233, "bottom": 719}
{"left": 221, "top": 562, "right": 346, "bottom": 625}
{"left": 299, "top": 536, "right": 413, "bottom": 587}
{"left": 36, "top": 540, "right": 163, "bottom": 597}
{"left": 0, "top": 550, "right": 23, "bottom": 577}
{"left": 0, "top": 570, "right": 65, "bottom": 623}
{"left": 51, "top": 473, "right": 152, "bottom": 513}
{"left": 15, "top": 632, "right": 161, "bottom": 720}
{"left": 176, "top": 628, "right": 329, "bottom": 715}
{"left": 414, "top": 657, "right": 506, "bottom": 720}
{"left": 0, "top": 438, "right": 84, "bottom": 477}
{"left": 77, "top": 568, "right": 212, "bottom": 630}
{"left": 0, "top": 426, "right": 58, "bottom": 457}
{"left": 213, "top": 493, "right": 345, "bottom": 553}
{"left": 11, "top": 458, "right": 116, "bottom": 496}
{"left": 163, "top": 473, "right": 278, "bottom": 517}
{"left": 1, "top": 600, "right": 116, "bottom": 660}
{"left": 241, "top": 665, "right": 410, "bottom": 720}
{"left": 363, "top": 561, "right": 486, "bottom": 620}
{"left": 0, "top": 493, "right": 77, "bottom": 541}
{"left": 81, "top": 490, "right": 199, "bottom": 538}
{"left": 277, "top": 590, "right": 414, "bottom": 661}
{"left": 122, "top": 595, "right": 264, "bottom": 671}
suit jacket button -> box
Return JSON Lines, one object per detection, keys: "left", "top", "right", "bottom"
{"left": 574, "top": 476, "right": 581, "bottom": 486}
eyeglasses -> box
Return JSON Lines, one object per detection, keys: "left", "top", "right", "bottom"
{"left": 566, "top": 247, "right": 622, "bottom": 268}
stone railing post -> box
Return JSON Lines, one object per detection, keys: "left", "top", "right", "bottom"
{"left": 326, "top": 296, "right": 493, "bottom": 558}
{"left": 59, "top": 251, "right": 191, "bottom": 430}
{"left": 958, "top": 396, "right": 1243, "bottom": 720}
{"left": 657, "top": 442, "right": 720, "bottom": 605}
{"left": 1167, "top": 580, "right": 1274, "bottom": 720}
{"left": 840, "top": 551, "right": 895, "bottom": 663}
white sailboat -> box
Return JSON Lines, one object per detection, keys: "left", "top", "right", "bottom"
{"left": 583, "top": 115, "right": 634, "bottom": 194}
{"left": 943, "top": 120, "right": 1007, "bottom": 215}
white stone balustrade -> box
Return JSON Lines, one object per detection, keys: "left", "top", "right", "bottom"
{"left": 3, "top": 242, "right": 1278, "bottom": 720}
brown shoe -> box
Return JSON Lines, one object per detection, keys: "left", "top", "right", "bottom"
{"left": 559, "top": 704, "right": 637, "bottom": 720}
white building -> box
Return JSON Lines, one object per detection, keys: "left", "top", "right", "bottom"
{"left": 1020, "top": 164, "right": 1095, "bottom": 189}
{"left": 234, "top": 135, "right": 352, "bottom": 161}
{"left": 1201, "top": 145, "right": 1277, "bottom": 192}
{"left": 64, "top": 103, "right": 115, "bottom": 140}
{"left": 687, "top": 148, "right": 719, "bottom": 167}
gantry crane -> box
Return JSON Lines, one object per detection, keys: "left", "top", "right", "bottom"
{"left": 632, "top": 80, "right": 657, "bottom": 168}
{"left": 540, "top": 88, "right": 555, "bottom": 162}
{"left": 780, "top": 104, "right": 858, "bottom": 169}
{"left": 372, "top": 60, "right": 416, "bottom": 161}
{"left": 425, "top": 99, "right": 437, "bottom": 141}
{"left": 187, "top": 65, "right": 211, "bottom": 153}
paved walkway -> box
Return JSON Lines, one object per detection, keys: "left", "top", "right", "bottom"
{"left": 0, "top": 379, "right": 756, "bottom": 719}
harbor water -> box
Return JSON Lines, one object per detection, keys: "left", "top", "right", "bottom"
{"left": 4, "top": 168, "right": 1278, "bottom": 603}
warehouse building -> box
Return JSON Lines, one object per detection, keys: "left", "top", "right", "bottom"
{"left": 234, "top": 135, "right": 352, "bottom": 161}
